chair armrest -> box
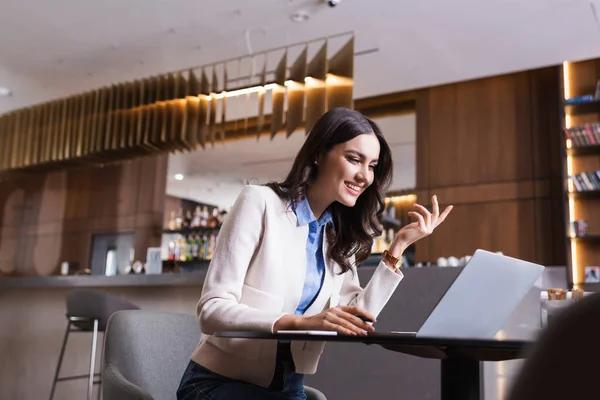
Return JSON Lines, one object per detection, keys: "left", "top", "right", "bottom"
{"left": 305, "top": 385, "right": 328, "bottom": 400}
{"left": 103, "top": 364, "right": 153, "bottom": 400}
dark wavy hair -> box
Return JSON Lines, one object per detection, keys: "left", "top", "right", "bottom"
{"left": 266, "top": 107, "right": 393, "bottom": 273}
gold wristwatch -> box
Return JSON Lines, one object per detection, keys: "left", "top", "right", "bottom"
{"left": 382, "top": 249, "right": 403, "bottom": 272}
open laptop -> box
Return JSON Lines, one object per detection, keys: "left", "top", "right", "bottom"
{"left": 390, "top": 249, "right": 544, "bottom": 339}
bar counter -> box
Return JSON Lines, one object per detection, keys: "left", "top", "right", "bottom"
{"left": 0, "top": 270, "right": 208, "bottom": 289}
{"left": 0, "top": 253, "right": 388, "bottom": 289}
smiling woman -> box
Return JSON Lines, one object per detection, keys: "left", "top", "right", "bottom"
{"left": 177, "top": 107, "right": 453, "bottom": 400}
{"left": 267, "top": 107, "right": 394, "bottom": 274}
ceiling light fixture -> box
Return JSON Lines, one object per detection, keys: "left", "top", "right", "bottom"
{"left": 0, "top": 87, "right": 12, "bottom": 97}
{"left": 291, "top": 11, "right": 310, "bottom": 22}
{"left": 174, "top": 174, "right": 184, "bottom": 180}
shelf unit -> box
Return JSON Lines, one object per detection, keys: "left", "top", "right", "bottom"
{"left": 162, "top": 227, "right": 220, "bottom": 236}
{"left": 570, "top": 235, "right": 600, "bottom": 243}
{"left": 560, "top": 60, "right": 600, "bottom": 288}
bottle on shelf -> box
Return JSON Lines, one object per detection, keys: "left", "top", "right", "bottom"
{"left": 208, "top": 208, "right": 219, "bottom": 228}
{"left": 183, "top": 209, "right": 192, "bottom": 229}
{"left": 186, "top": 234, "right": 195, "bottom": 261}
{"left": 201, "top": 234, "right": 209, "bottom": 259}
{"left": 191, "top": 234, "right": 200, "bottom": 260}
{"left": 179, "top": 237, "right": 188, "bottom": 262}
{"left": 200, "top": 206, "right": 209, "bottom": 227}
{"left": 173, "top": 237, "right": 181, "bottom": 261}
{"left": 175, "top": 208, "right": 184, "bottom": 230}
{"left": 168, "top": 240, "right": 176, "bottom": 261}
{"left": 191, "top": 206, "right": 202, "bottom": 228}
{"left": 168, "top": 210, "right": 177, "bottom": 231}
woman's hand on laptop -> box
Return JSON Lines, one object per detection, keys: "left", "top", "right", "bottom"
{"left": 274, "top": 305, "right": 375, "bottom": 336}
{"left": 388, "top": 195, "right": 453, "bottom": 257}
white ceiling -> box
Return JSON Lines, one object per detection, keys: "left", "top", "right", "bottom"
{"left": 2, "top": 0, "right": 600, "bottom": 114}
{"left": 2, "top": 0, "right": 600, "bottom": 207}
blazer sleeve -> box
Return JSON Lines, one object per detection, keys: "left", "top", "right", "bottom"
{"left": 338, "top": 258, "right": 404, "bottom": 319}
{"left": 196, "top": 185, "right": 286, "bottom": 335}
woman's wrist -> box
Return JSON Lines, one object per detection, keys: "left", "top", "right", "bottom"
{"left": 387, "top": 239, "right": 408, "bottom": 259}
{"left": 273, "top": 314, "right": 302, "bottom": 332}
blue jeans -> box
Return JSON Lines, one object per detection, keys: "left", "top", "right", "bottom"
{"left": 177, "top": 342, "right": 306, "bottom": 400}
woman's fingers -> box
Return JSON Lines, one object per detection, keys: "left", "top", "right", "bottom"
{"left": 340, "top": 305, "right": 376, "bottom": 323}
{"left": 436, "top": 205, "right": 454, "bottom": 226}
{"left": 322, "top": 319, "right": 358, "bottom": 336}
{"left": 337, "top": 306, "right": 376, "bottom": 332}
{"left": 412, "top": 203, "right": 432, "bottom": 227}
{"left": 431, "top": 195, "right": 440, "bottom": 219}
{"left": 408, "top": 211, "right": 427, "bottom": 232}
{"left": 326, "top": 312, "right": 367, "bottom": 335}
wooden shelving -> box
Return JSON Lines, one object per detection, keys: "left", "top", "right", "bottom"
{"left": 564, "top": 99, "right": 600, "bottom": 115}
{"left": 568, "top": 190, "right": 600, "bottom": 199}
{"left": 561, "top": 60, "right": 600, "bottom": 289}
{"left": 570, "top": 235, "right": 600, "bottom": 243}
{"left": 567, "top": 145, "right": 600, "bottom": 157}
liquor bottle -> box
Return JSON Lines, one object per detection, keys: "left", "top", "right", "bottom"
{"left": 179, "top": 237, "right": 188, "bottom": 262}
{"left": 200, "top": 206, "right": 209, "bottom": 227}
{"left": 183, "top": 210, "right": 192, "bottom": 229}
{"left": 168, "top": 210, "right": 177, "bottom": 230}
{"left": 207, "top": 208, "right": 219, "bottom": 228}
{"left": 168, "top": 240, "right": 175, "bottom": 261}
{"left": 199, "top": 235, "right": 206, "bottom": 259}
{"left": 191, "top": 206, "right": 201, "bottom": 228}
{"left": 175, "top": 208, "right": 184, "bottom": 230}
{"left": 186, "top": 235, "right": 194, "bottom": 261}
{"left": 174, "top": 238, "right": 181, "bottom": 261}
{"left": 191, "top": 234, "right": 200, "bottom": 260}
{"left": 202, "top": 234, "right": 209, "bottom": 260}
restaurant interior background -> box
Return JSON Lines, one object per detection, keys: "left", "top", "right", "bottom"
{"left": 0, "top": 0, "right": 599, "bottom": 287}
{"left": 4, "top": 1, "right": 600, "bottom": 400}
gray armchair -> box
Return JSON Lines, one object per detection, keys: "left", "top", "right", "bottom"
{"left": 102, "top": 310, "right": 327, "bottom": 400}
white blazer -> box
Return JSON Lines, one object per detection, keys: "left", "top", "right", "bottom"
{"left": 190, "top": 185, "right": 404, "bottom": 388}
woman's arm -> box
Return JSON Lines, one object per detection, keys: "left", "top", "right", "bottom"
{"left": 339, "top": 195, "right": 453, "bottom": 317}
{"left": 338, "top": 254, "right": 404, "bottom": 319}
{"left": 196, "top": 186, "right": 287, "bottom": 335}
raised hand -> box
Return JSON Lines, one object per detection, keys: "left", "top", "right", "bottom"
{"left": 393, "top": 195, "right": 453, "bottom": 249}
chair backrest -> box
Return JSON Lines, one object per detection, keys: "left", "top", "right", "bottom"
{"left": 66, "top": 289, "right": 140, "bottom": 331}
{"left": 103, "top": 310, "right": 199, "bottom": 400}
{"left": 507, "top": 292, "right": 600, "bottom": 399}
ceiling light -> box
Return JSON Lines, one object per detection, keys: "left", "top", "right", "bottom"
{"left": 0, "top": 87, "right": 12, "bottom": 97}
{"left": 291, "top": 11, "right": 310, "bottom": 22}
{"left": 174, "top": 174, "right": 184, "bottom": 180}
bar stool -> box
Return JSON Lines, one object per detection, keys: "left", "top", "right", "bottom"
{"left": 48, "top": 289, "right": 140, "bottom": 400}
